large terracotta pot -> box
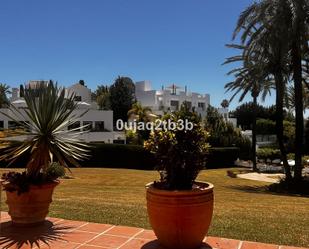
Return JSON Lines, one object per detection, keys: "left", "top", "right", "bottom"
{"left": 4, "top": 181, "right": 59, "bottom": 225}
{"left": 146, "top": 181, "right": 214, "bottom": 249}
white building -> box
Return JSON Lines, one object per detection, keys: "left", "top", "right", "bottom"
{"left": 135, "top": 81, "right": 210, "bottom": 117}
{"left": 0, "top": 81, "right": 125, "bottom": 143}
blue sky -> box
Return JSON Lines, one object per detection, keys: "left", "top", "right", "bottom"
{"left": 0, "top": 0, "right": 274, "bottom": 110}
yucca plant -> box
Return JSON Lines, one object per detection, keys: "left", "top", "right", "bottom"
{"left": 0, "top": 81, "right": 89, "bottom": 183}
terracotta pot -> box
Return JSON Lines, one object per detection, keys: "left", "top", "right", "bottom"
{"left": 4, "top": 181, "right": 59, "bottom": 225}
{"left": 146, "top": 181, "right": 214, "bottom": 249}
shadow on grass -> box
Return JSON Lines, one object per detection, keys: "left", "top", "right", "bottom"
{"left": 0, "top": 220, "right": 72, "bottom": 249}
{"left": 141, "top": 239, "right": 213, "bottom": 249}
{"left": 227, "top": 183, "right": 309, "bottom": 198}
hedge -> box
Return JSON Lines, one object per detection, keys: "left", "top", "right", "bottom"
{"left": 0, "top": 143, "right": 155, "bottom": 170}
{"left": 206, "top": 147, "right": 240, "bottom": 168}
{"left": 0, "top": 142, "right": 239, "bottom": 170}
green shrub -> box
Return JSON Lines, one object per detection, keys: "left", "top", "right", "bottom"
{"left": 82, "top": 143, "right": 155, "bottom": 169}
{"left": 257, "top": 148, "right": 281, "bottom": 161}
{"left": 144, "top": 104, "right": 209, "bottom": 190}
{"left": 45, "top": 162, "right": 66, "bottom": 179}
{"left": 207, "top": 147, "right": 240, "bottom": 168}
{"left": 0, "top": 142, "right": 155, "bottom": 170}
{"left": 256, "top": 119, "right": 276, "bottom": 135}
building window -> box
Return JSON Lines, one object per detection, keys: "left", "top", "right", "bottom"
{"left": 170, "top": 100, "right": 179, "bottom": 110}
{"left": 8, "top": 121, "right": 19, "bottom": 129}
{"left": 198, "top": 102, "right": 205, "bottom": 109}
{"left": 68, "top": 121, "right": 80, "bottom": 130}
{"left": 94, "top": 121, "right": 105, "bottom": 132}
{"left": 74, "top": 96, "right": 82, "bottom": 101}
{"left": 82, "top": 121, "right": 93, "bottom": 131}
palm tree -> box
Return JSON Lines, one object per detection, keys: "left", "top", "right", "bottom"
{"left": 128, "top": 102, "right": 154, "bottom": 143}
{"left": 128, "top": 102, "right": 153, "bottom": 123}
{"left": 286, "top": 83, "right": 309, "bottom": 111}
{"left": 0, "top": 83, "right": 11, "bottom": 108}
{"left": 232, "top": 0, "right": 309, "bottom": 181}
{"left": 0, "top": 81, "right": 89, "bottom": 177}
{"left": 220, "top": 99, "right": 229, "bottom": 109}
{"left": 224, "top": 44, "right": 273, "bottom": 172}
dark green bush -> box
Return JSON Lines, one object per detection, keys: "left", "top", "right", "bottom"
{"left": 256, "top": 119, "right": 276, "bottom": 135}
{"left": 81, "top": 143, "right": 155, "bottom": 169}
{"left": 0, "top": 142, "right": 155, "bottom": 170}
{"left": 206, "top": 147, "right": 240, "bottom": 168}
{"left": 257, "top": 148, "right": 281, "bottom": 161}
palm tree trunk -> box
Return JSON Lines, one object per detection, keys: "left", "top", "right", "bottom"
{"left": 274, "top": 72, "right": 292, "bottom": 181}
{"left": 252, "top": 95, "right": 258, "bottom": 172}
{"left": 292, "top": 42, "right": 304, "bottom": 181}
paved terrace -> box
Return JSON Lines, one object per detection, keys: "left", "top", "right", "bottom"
{"left": 0, "top": 212, "right": 308, "bottom": 249}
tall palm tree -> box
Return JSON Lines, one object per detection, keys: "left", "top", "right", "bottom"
{"left": 286, "top": 83, "right": 309, "bottom": 111}
{"left": 0, "top": 83, "right": 11, "bottom": 108}
{"left": 232, "top": 0, "right": 309, "bottom": 181}
{"left": 224, "top": 44, "right": 273, "bottom": 172}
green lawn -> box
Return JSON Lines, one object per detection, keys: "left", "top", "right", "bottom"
{"left": 1, "top": 168, "right": 309, "bottom": 247}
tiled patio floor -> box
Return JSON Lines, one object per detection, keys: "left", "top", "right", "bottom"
{"left": 0, "top": 212, "right": 308, "bottom": 249}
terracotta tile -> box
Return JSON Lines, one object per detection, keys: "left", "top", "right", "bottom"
{"left": 206, "top": 236, "right": 240, "bottom": 249}
{"left": 38, "top": 240, "right": 80, "bottom": 249}
{"left": 78, "top": 246, "right": 108, "bottom": 249}
{"left": 105, "top": 226, "right": 143, "bottom": 237}
{"left": 135, "top": 230, "right": 157, "bottom": 240}
{"left": 46, "top": 217, "right": 63, "bottom": 224}
{"left": 119, "top": 238, "right": 163, "bottom": 249}
{"left": 56, "top": 220, "right": 88, "bottom": 231}
{"left": 77, "top": 223, "right": 113, "bottom": 233}
{"left": 62, "top": 230, "right": 98, "bottom": 244}
{"left": 241, "top": 241, "right": 279, "bottom": 249}
{"left": 0, "top": 242, "right": 33, "bottom": 249}
{"left": 86, "top": 234, "right": 129, "bottom": 248}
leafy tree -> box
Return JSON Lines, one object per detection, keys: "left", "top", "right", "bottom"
{"left": 110, "top": 76, "right": 136, "bottom": 123}
{"left": 256, "top": 119, "right": 276, "bottom": 135}
{"left": 94, "top": 85, "right": 110, "bottom": 110}
{"left": 0, "top": 83, "right": 11, "bottom": 108}
{"left": 79, "top": 80, "right": 85, "bottom": 86}
{"left": 205, "top": 106, "right": 251, "bottom": 160}
{"left": 19, "top": 84, "right": 24, "bottom": 98}
{"left": 220, "top": 99, "right": 229, "bottom": 108}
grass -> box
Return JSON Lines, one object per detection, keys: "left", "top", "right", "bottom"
{"left": 1, "top": 168, "right": 309, "bottom": 247}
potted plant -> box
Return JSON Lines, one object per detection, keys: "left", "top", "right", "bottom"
{"left": 0, "top": 81, "right": 89, "bottom": 225}
{"left": 144, "top": 104, "right": 213, "bottom": 249}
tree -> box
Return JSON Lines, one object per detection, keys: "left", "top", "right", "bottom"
{"left": 224, "top": 43, "right": 273, "bottom": 171}
{"left": 205, "top": 106, "right": 251, "bottom": 159}
{"left": 305, "top": 119, "right": 309, "bottom": 154}
{"left": 0, "top": 83, "right": 11, "bottom": 108}
{"left": 19, "top": 84, "right": 24, "bottom": 98}
{"left": 232, "top": 0, "right": 308, "bottom": 181}
{"left": 94, "top": 85, "right": 111, "bottom": 110}
{"left": 110, "top": 76, "right": 136, "bottom": 123}
{"left": 128, "top": 102, "right": 153, "bottom": 143}
{"left": 79, "top": 80, "right": 85, "bottom": 86}
{"left": 286, "top": 83, "right": 309, "bottom": 111}
{"left": 220, "top": 99, "right": 229, "bottom": 109}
